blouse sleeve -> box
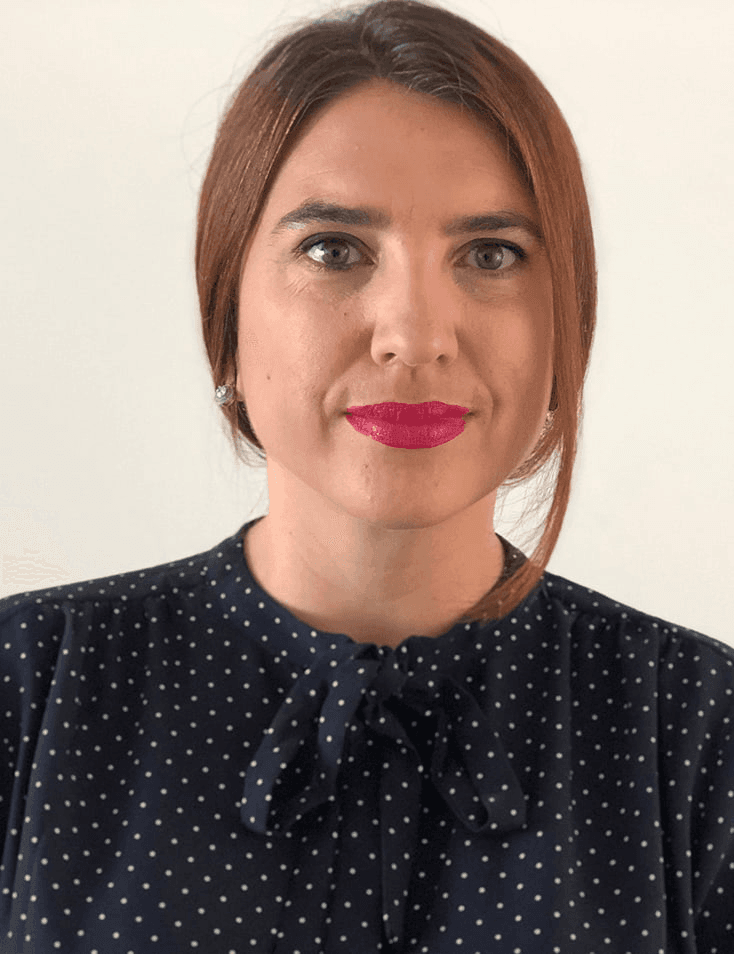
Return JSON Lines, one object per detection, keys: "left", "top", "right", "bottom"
{"left": 657, "top": 628, "right": 734, "bottom": 949}
{"left": 0, "top": 595, "right": 67, "bottom": 888}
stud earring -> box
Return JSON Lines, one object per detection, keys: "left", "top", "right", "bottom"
{"left": 215, "top": 385, "right": 235, "bottom": 406}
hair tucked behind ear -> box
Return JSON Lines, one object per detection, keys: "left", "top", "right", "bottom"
{"left": 196, "top": 0, "right": 597, "bottom": 624}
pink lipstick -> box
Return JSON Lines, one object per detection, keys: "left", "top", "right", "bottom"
{"left": 345, "top": 401, "right": 470, "bottom": 449}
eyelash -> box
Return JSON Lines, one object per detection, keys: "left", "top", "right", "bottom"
{"left": 295, "top": 233, "right": 526, "bottom": 276}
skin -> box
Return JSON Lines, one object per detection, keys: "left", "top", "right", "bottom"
{"left": 235, "top": 79, "right": 554, "bottom": 648}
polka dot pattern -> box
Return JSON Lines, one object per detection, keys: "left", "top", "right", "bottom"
{"left": 0, "top": 517, "right": 732, "bottom": 953}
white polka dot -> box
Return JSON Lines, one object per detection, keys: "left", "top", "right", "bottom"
{"left": 0, "top": 518, "right": 730, "bottom": 951}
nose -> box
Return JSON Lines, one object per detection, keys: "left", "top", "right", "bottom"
{"left": 368, "top": 263, "right": 460, "bottom": 368}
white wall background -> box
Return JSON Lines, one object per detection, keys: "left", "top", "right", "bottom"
{"left": 1, "top": 0, "right": 732, "bottom": 643}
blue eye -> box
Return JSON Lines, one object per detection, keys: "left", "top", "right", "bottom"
{"left": 297, "top": 234, "right": 525, "bottom": 273}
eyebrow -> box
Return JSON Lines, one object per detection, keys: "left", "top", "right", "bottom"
{"left": 271, "top": 199, "right": 544, "bottom": 244}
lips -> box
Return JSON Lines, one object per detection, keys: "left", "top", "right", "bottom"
{"left": 346, "top": 401, "right": 469, "bottom": 424}
{"left": 345, "top": 401, "right": 470, "bottom": 448}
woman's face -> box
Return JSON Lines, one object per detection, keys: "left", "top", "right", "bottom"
{"left": 236, "top": 80, "right": 553, "bottom": 531}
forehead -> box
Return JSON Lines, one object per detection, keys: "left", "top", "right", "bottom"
{"left": 261, "top": 80, "right": 535, "bottom": 222}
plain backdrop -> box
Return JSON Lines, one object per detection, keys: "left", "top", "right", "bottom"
{"left": 1, "top": 0, "right": 732, "bottom": 643}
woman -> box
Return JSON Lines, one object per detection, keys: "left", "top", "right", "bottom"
{"left": 1, "top": 1, "right": 731, "bottom": 951}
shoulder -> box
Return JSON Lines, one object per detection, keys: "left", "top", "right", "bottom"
{"left": 0, "top": 533, "right": 235, "bottom": 667}
{"left": 0, "top": 545, "right": 209, "bottom": 615}
{"left": 533, "top": 568, "right": 734, "bottom": 697}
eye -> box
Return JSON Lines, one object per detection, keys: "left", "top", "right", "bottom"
{"left": 296, "top": 234, "right": 525, "bottom": 273}
{"left": 467, "top": 240, "right": 524, "bottom": 272}
{"left": 300, "top": 236, "right": 364, "bottom": 269}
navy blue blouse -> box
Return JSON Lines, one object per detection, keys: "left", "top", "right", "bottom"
{"left": 1, "top": 516, "right": 732, "bottom": 953}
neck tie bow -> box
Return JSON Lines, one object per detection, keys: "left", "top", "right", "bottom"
{"left": 241, "top": 646, "right": 527, "bottom": 836}
{"left": 240, "top": 645, "right": 527, "bottom": 946}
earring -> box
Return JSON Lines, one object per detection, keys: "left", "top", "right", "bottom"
{"left": 215, "top": 385, "right": 235, "bottom": 406}
{"left": 538, "top": 407, "right": 555, "bottom": 440}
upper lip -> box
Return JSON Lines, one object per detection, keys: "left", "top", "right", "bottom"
{"left": 346, "top": 401, "right": 470, "bottom": 422}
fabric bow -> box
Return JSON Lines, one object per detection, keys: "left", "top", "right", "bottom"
{"left": 240, "top": 647, "right": 527, "bottom": 945}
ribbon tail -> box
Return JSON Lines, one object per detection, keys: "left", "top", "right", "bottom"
{"left": 379, "top": 740, "right": 423, "bottom": 948}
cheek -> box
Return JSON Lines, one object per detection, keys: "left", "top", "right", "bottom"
{"left": 516, "top": 276, "right": 554, "bottom": 396}
{"left": 481, "top": 293, "right": 553, "bottom": 467}
{"left": 491, "top": 299, "right": 553, "bottom": 392}
{"left": 236, "top": 297, "right": 341, "bottom": 444}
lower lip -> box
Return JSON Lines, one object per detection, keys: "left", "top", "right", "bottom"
{"left": 346, "top": 414, "right": 466, "bottom": 448}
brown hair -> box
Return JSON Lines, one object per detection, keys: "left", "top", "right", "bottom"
{"left": 196, "top": 0, "right": 597, "bottom": 625}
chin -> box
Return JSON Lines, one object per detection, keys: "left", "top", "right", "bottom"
{"left": 330, "top": 483, "right": 496, "bottom": 534}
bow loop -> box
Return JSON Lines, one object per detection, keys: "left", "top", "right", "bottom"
{"left": 422, "top": 673, "right": 527, "bottom": 833}
{"left": 363, "top": 669, "right": 527, "bottom": 834}
{"left": 240, "top": 654, "right": 384, "bottom": 834}
{"left": 240, "top": 650, "right": 526, "bottom": 839}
